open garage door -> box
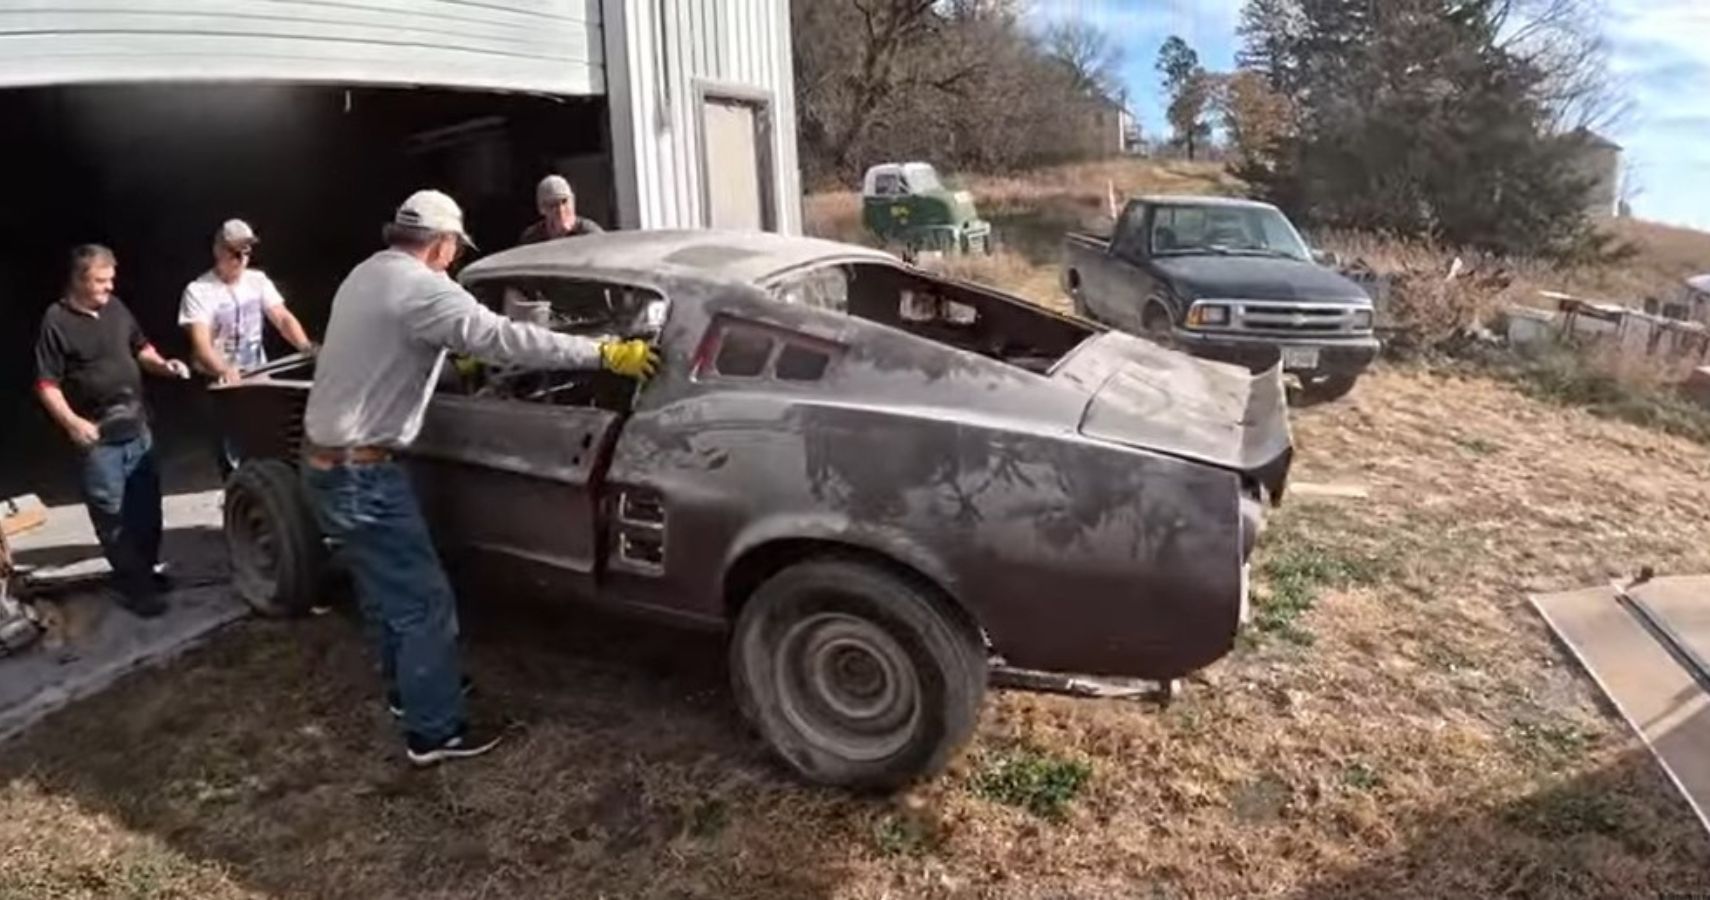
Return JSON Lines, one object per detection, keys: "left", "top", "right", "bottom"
{"left": 0, "top": 1, "right": 604, "bottom": 95}
{"left": 0, "top": 83, "right": 614, "bottom": 502}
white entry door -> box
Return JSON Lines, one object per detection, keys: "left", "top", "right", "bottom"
{"left": 702, "top": 96, "right": 771, "bottom": 231}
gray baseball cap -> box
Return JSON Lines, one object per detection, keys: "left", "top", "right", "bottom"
{"left": 394, "top": 189, "right": 476, "bottom": 249}
{"left": 217, "top": 218, "right": 258, "bottom": 247}
{"left": 536, "top": 174, "right": 574, "bottom": 208}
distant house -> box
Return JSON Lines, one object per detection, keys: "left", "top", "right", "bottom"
{"left": 1068, "top": 91, "right": 1136, "bottom": 159}
{"left": 1566, "top": 128, "right": 1623, "bottom": 218}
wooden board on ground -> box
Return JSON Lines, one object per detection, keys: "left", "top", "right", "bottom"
{"left": 2, "top": 495, "right": 47, "bottom": 539}
{"left": 1290, "top": 482, "right": 1370, "bottom": 501}
{"left": 1532, "top": 583, "right": 1710, "bottom": 835}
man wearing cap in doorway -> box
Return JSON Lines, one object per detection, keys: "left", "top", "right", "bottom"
{"left": 180, "top": 219, "right": 316, "bottom": 478}
{"left": 303, "top": 189, "right": 657, "bottom": 766}
{"left": 518, "top": 174, "right": 605, "bottom": 246}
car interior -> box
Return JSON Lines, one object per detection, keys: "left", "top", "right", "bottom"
{"left": 443, "top": 277, "right": 667, "bottom": 412}
{"left": 771, "top": 262, "right": 1095, "bottom": 375}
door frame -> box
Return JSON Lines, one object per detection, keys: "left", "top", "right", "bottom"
{"left": 692, "top": 79, "right": 777, "bottom": 232}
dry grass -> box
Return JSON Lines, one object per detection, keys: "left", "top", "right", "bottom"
{"left": 1318, "top": 218, "right": 1710, "bottom": 321}
{"left": 7, "top": 159, "right": 1710, "bottom": 898}
{"left": 4, "top": 370, "right": 1710, "bottom": 898}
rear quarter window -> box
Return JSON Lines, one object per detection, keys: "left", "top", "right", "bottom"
{"left": 776, "top": 344, "right": 831, "bottom": 381}
{"left": 714, "top": 329, "right": 774, "bottom": 377}
{"left": 699, "top": 318, "right": 844, "bottom": 384}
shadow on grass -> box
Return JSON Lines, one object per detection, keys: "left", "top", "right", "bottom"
{"left": 0, "top": 582, "right": 868, "bottom": 899}
{"left": 1285, "top": 748, "right": 1710, "bottom": 900}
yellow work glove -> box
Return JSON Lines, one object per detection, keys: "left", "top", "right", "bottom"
{"left": 452, "top": 354, "right": 482, "bottom": 379}
{"left": 600, "top": 339, "right": 661, "bottom": 380}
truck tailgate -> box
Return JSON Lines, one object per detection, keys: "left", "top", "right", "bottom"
{"left": 1052, "top": 331, "right": 1293, "bottom": 498}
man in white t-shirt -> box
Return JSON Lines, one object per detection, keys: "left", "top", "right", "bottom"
{"left": 180, "top": 219, "right": 315, "bottom": 477}
{"left": 180, "top": 219, "right": 314, "bottom": 385}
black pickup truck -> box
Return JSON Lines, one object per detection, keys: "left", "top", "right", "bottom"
{"left": 1063, "top": 196, "right": 1379, "bottom": 401}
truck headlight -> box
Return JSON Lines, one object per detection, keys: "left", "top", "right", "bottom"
{"left": 1351, "top": 309, "right": 1374, "bottom": 331}
{"left": 1187, "top": 303, "right": 1230, "bottom": 327}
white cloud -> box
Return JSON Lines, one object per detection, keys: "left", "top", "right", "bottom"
{"left": 1605, "top": 0, "right": 1710, "bottom": 229}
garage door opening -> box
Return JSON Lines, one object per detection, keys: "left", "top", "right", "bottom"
{"left": 0, "top": 83, "right": 613, "bottom": 500}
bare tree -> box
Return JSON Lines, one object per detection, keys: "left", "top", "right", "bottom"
{"left": 1494, "top": 0, "right": 1629, "bottom": 132}
{"left": 1044, "top": 19, "right": 1125, "bottom": 100}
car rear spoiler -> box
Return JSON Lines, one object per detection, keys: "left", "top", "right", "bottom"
{"left": 1053, "top": 332, "right": 1294, "bottom": 502}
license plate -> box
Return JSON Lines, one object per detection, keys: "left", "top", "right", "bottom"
{"left": 1282, "top": 346, "right": 1321, "bottom": 370}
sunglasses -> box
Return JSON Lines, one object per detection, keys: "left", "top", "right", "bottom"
{"left": 222, "top": 245, "right": 254, "bottom": 259}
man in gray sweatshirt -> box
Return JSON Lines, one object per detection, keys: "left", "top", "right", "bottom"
{"left": 303, "top": 189, "right": 656, "bottom": 766}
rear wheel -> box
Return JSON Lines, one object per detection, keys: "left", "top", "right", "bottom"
{"left": 731, "top": 558, "right": 987, "bottom": 790}
{"left": 225, "top": 459, "right": 325, "bottom": 617}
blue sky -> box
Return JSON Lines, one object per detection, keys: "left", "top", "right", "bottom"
{"left": 1030, "top": 0, "right": 1710, "bottom": 231}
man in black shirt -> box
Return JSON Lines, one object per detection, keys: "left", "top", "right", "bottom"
{"left": 517, "top": 175, "right": 606, "bottom": 246}
{"left": 35, "top": 245, "right": 191, "bottom": 616}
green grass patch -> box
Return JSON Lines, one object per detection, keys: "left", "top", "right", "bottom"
{"left": 1509, "top": 719, "right": 1594, "bottom": 770}
{"left": 1249, "top": 528, "right": 1390, "bottom": 646}
{"left": 1342, "top": 761, "right": 1384, "bottom": 792}
{"left": 871, "top": 813, "right": 938, "bottom": 857}
{"left": 971, "top": 747, "right": 1093, "bottom": 821}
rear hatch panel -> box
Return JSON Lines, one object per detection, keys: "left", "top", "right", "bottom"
{"left": 1052, "top": 332, "right": 1293, "bottom": 500}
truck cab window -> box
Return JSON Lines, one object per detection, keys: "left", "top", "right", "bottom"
{"left": 1113, "top": 204, "right": 1150, "bottom": 260}
{"left": 873, "top": 172, "right": 906, "bottom": 197}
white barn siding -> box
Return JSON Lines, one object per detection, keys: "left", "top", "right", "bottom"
{"left": 603, "top": 0, "right": 801, "bottom": 234}
{"left": 0, "top": 0, "right": 604, "bottom": 94}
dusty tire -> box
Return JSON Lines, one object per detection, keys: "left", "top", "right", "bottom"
{"left": 1300, "top": 373, "right": 1360, "bottom": 404}
{"left": 224, "top": 459, "right": 325, "bottom": 617}
{"left": 731, "top": 559, "right": 987, "bottom": 791}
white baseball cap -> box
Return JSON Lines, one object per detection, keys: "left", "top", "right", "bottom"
{"left": 536, "top": 174, "right": 574, "bottom": 208}
{"left": 394, "top": 189, "right": 477, "bottom": 249}
{"left": 217, "top": 218, "right": 258, "bottom": 247}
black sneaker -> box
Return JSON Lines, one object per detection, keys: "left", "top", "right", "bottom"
{"left": 115, "top": 590, "right": 167, "bottom": 619}
{"left": 387, "top": 675, "right": 475, "bottom": 719}
{"left": 405, "top": 724, "right": 505, "bottom": 767}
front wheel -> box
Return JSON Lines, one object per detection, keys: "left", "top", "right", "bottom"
{"left": 1141, "top": 301, "right": 1175, "bottom": 346}
{"left": 731, "top": 559, "right": 987, "bottom": 790}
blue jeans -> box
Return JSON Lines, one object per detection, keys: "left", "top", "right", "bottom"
{"left": 302, "top": 461, "right": 465, "bottom": 744}
{"left": 81, "top": 432, "right": 163, "bottom": 599}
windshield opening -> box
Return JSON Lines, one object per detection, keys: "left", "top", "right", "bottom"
{"left": 904, "top": 166, "right": 944, "bottom": 194}
{"left": 1150, "top": 205, "right": 1310, "bottom": 260}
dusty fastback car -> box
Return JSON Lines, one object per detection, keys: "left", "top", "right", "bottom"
{"left": 216, "top": 230, "right": 1293, "bottom": 789}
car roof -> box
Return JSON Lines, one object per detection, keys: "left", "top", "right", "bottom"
{"left": 1133, "top": 195, "right": 1277, "bottom": 210}
{"left": 461, "top": 229, "right": 900, "bottom": 289}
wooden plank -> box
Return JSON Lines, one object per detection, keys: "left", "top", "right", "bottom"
{"left": 1, "top": 507, "right": 46, "bottom": 540}
{"left": 1532, "top": 585, "right": 1710, "bottom": 835}
{"left": 1, "top": 496, "right": 47, "bottom": 540}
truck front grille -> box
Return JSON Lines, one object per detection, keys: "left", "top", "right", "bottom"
{"left": 1223, "top": 301, "right": 1368, "bottom": 336}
